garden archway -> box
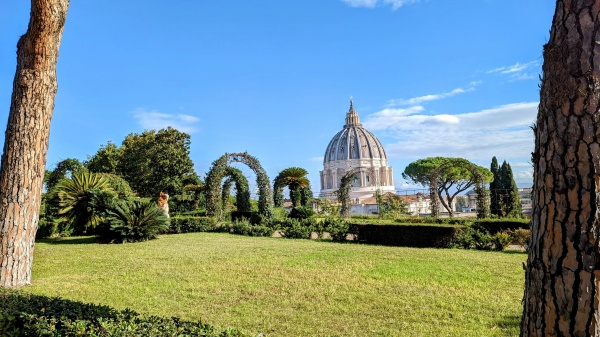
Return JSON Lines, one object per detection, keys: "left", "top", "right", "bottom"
{"left": 220, "top": 166, "right": 251, "bottom": 212}
{"left": 205, "top": 152, "right": 273, "bottom": 219}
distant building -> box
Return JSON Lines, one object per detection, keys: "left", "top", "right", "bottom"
{"left": 319, "top": 100, "right": 395, "bottom": 202}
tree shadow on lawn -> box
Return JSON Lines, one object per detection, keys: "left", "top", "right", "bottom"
{"left": 495, "top": 313, "right": 521, "bottom": 333}
{"left": 36, "top": 236, "right": 97, "bottom": 245}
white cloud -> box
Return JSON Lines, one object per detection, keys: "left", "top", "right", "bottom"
{"left": 364, "top": 102, "right": 538, "bottom": 161}
{"left": 386, "top": 83, "right": 478, "bottom": 107}
{"left": 342, "top": 0, "right": 422, "bottom": 10}
{"left": 309, "top": 156, "right": 324, "bottom": 162}
{"left": 132, "top": 108, "right": 200, "bottom": 134}
{"left": 488, "top": 61, "right": 539, "bottom": 81}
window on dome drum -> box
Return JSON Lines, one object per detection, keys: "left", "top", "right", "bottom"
{"left": 366, "top": 176, "right": 370, "bottom": 183}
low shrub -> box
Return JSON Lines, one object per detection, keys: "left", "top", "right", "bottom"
{"left": 511, "top": 228, "right": 530, "bottom": 249}
{"left": 323, "top": 217, "right": 354, "bottom": 242}
{"left": 231, "top": 211, "right": 262, "bottom": 224}
{"left": 280, "top": 218, "right": 313, "bottom": 239}
{"left": 162, "top": 216, "right": 222, "bottom": 234}
{"left": 97, "top": 200, "right": 169, "bottom": 243}
{"left": 288, "top": 206, "right": 315, "bottom": 219}
{"left": 230, "top": 218, "right": 275, "bottom": 237}
{"left": 0, "top": 288, "right": 248, "bottom": 336}
{"left": 354, "top": 223, "right": 463, "bottom": 248}
{"left": 455, "top": 227, "right": 514, "bottom": 251}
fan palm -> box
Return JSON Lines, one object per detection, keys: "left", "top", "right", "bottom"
{"left": 55, "top": 171, "right": 116, "bottom": 234}
{"left": 273, "top": 167, "right": 310, "bottom": 207}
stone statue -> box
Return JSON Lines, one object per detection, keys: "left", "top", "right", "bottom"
{"left": 158, "top": 191, "right": 170, "bottom": 218}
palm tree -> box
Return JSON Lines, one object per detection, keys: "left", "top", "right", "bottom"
{"left": 55, "top": 171, "right": 116, "bottom": 235}
{"left": 273, "top": 167, "right": 310, "bottom": 208}
{"left": 102, "top": 199, "right": 169, "bottom": 243}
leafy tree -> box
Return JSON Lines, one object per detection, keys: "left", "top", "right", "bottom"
{"left": 116, "top": 127, "right": 198, "bottom": 197}
{"left": 521, "top": 2, "right": 600, "bottom": 334}
{"left": 403, "top": 157, "right": 492, "bottom": 217}
{"left": 44, "top": 158, "right": 84, "bottom": 191}
{"left": 55, "top": 171, "right": 116, "bottom": 235}
{"left": 455, "top": 196, "right": 467, "bottom": 211}
{"left": 0, "top": 0, "right": 70, "bottom": 288}
{"left": 273, "top": 167, "right": 310, "bottom": 207}
{"left": 86, "top": 141, "right": 120, "bottom": 174}
{"left": 490, "top": 158, "right": 522, "bottom": 217}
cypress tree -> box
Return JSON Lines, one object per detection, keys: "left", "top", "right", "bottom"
{"left": 490, "top": 157, "right": 500, "bottom": 216}
{"left": 505, "top": 163, "right": 522, "bottom": 217}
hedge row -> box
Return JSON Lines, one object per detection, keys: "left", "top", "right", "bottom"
{"left": 353, "top": 223, "right": 465, "bottom": 248}
{"left": 0, "top": 288, "right": 249, "bottom": 336}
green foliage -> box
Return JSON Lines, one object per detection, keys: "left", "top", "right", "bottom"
{"left": 162, "top": 216, "right": 222, "bottom": 234}
{"left": 273, "top": 167, "right": 310, "bottom": 207}
{"left": 205, "top": 152, "right": 273, "bottom": 219}
{"left": 280, "top": 218, "right": 313, "bottom": 239}
{"left": 511, "top": 228, "right": 530, "bottom": 249}
{"left": 101, "top": 173, "right": 136, "bottom": 200}
{"left": 323, "top": 217, "right": 353, "bottom": 242}
{"left": 489, "top": 158, "right": 522, "bottom": 218}
{"left": 375, "top": 191, "right": 408, "bottom": 218}
{"left": 86, "top": 141, "right": 120, "bottom": 175}
{"left": 402, "top": 157, "right": 493, "bottom": 217}
{"left": 337, "top": 170, "right": 356, "bottom": 218}
{"left": 0, "top": 288, "right": 248, "bottom": 336}
{"left": 455, "top": 227, "right": 513, "bottom": 251}
{"left": 288, "top": 206, "right": 315, "bottom": 219}
{"left": 55, "top": 171, "right": 117, "bottom": 235}
{"left": 231, "top": 218, "right": 275, "bottom": 237}
{"left": 97, "top": 199, "right": 169, "bottom": 243}
{"left": 116, "top": 127, "right": 198, "bottom": 197}
{"left": 44, "top": 158, "right": 85, "bottom": 191}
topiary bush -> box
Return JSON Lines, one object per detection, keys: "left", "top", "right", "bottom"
{"left": 0, "top": 288, "right": 249, "bottom": 336}
{"left": 354, "top": 223, "right": 463, "bottom": 248}
{"left": 230, "top": 218, "right": 275, "bottom": 237}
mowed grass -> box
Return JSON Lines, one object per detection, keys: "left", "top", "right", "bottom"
{"left": 28, "top": 233, "right": 526, "bottom": 337}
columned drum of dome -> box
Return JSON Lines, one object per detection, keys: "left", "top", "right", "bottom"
{"left": 319, "top": 100, "right": 396, "bottom": 202}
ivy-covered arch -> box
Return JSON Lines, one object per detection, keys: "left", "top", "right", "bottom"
{"left": 220, "top": 167, "right": 251, "bottom": 212}
{"left": 337, "top": 169, "right": 357, "bottom": 218}
{"left": 205, "top": 152, "right": 273, "bottom": 219}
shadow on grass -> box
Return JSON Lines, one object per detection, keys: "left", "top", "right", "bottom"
{"left": 496, "top": 313, "right": 521, "bottom": 332}
{"left": 36, "top": 236, "right": 97, "bottom": 245}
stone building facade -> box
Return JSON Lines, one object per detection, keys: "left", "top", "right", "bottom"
{"left": 319, "top": 100, "right": 396, "bottom": 202}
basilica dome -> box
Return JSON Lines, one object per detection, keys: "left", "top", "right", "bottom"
{"left": 323, "top": 101, "right": 388, "bottom": 163}
{"left": 319, "top": 100, "right": 395, "bottom": 202}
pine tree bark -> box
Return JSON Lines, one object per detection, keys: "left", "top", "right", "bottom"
{"left": 0, "top": 0, "right": 69, "bottom": 288}
{"left": 522, "top": 1, "right": 600, "bottom": 335}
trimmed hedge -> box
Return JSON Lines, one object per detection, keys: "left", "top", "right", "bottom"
{"left": 0, "top": 288, "right": 249, "bottom": 336}
{"left": 471, "top": 218, "right": 530, "bottom": 234}
{"left": 161, "top": 216, "right": 225, "bottom": 234}
{"left": 354, "top": 223, "right": 465, "bottom": 248}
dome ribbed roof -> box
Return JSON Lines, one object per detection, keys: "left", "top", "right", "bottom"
{"left": 323, "top": 100, "right": 387, "bottom": 164}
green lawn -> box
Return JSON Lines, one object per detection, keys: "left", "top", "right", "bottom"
{"left": 29, "top": 233, "right": 526, "bottom": 337}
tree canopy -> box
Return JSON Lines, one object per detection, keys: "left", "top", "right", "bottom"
{"left": 402, "top": 157, "right": 492, "bottom": 217}
{"left": 86, "top": 127, "right": 198, "bottom": 197}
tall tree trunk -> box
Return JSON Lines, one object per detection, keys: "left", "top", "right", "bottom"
{"left": 522, "top": 1, "right": 600, "bottom": 335}
{"left": 0, "top": 0, "right": 69, "bottom": 288}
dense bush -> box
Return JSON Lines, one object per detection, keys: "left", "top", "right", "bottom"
{"left": 454, "top": 226, "right": 515, "bottom": 251}
{"left": 511, "top": 228, "right": 530, "bottom": 249}
{"left": 323, "top": 217, "right": 354, "bottom": 242}
{"left": 288, "top": 206, "right": 315, "bottom": 219}
{"left": 230, "top": 218, "right": 275, "bottom": 237}
{"left": 162, "top": 216, "right": 222, "bottom": 234}
{"left": 231, "top": 211, "right": 263, "bottom": 224}
{"left": 96, "top": 200, "right": 169, "bottom": 243}
{"left": 280, "top": 218, "right": 313, "bottom": 239}
{"left": 354, "top": 223, "right": 463, "bottom": 248}
{"left": 0, "top": 288, "right": 249, "bottom": 336}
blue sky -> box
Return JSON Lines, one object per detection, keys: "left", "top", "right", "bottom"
{"left": 0, "top": 1, "right": 555, "bottom": 197}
